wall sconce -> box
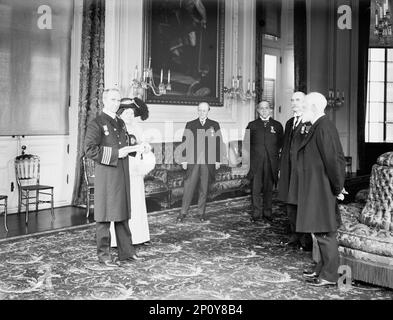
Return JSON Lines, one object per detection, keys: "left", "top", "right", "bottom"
{"left": 327, "top": 89, "right": 345, "bottom": 108}
{"left": 131, "top": 57, "right": 171, "bottom": 98}
{"left": 224, "top": 69, "right": 256, "bottom": 101}
{"left": 374, "top": 0, "right": 393, "bottom": 44}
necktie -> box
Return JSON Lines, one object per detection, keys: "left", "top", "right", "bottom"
{"left": 293, "top": 116, "right": 299, "bottom": 129}
{"left": 200, "top": 120, "right": 205, "bottom": 126}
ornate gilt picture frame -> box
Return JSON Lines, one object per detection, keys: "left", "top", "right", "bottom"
{"left": 143, "top": 0, "right": 225, "bottom": 106}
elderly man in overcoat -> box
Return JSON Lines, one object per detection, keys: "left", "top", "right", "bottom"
{"left": 295, "top": 92, "right": 346, "bottom": 287}
{"left": 84, "top": 88, "right": 142, "bottom": 267}
{"left": 278, "top": 92, "right": 312, "bottom": 250}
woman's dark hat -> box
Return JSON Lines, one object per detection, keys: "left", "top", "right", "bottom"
{"left": 118, "top": 97, "right": 149, "bottom": 121}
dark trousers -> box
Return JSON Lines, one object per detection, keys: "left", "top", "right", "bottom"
{"left": 313, "top": 232, "right": 339, "bottom": 282}
{"left": 96, "top": 220, "right": 135, "bottom": 262}
{"left": 181, "top": 164, "right": 210, "bottom": 217}
{"left": 287, "top": 204, "right": 312, "bottom": 248}
{"left": 251, "top": 158, "right": 273, "bottom": 218}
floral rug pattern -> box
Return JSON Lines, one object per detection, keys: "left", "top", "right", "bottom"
{"left": 0, "top": 197, "right": 392, "bottom": 300}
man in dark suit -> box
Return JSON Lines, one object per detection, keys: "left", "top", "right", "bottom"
{"left": 278, "top": 92, "right": 312, "bottom": 250}
{"left": 295, "top": 92, "right": 346, "bottom": 287}
{"left": 176, "top": 102, "right": 224, "bottom": 222}
{"left": 244, "top": 101, "right": 284, "bottom": 222}
{"left": 84, "top": 88, "right": 142, "bottom": 267}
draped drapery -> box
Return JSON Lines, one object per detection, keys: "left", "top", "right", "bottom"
{"left": 294, "top": 0, "right": 307, "bottom": 93}
{"left": 357, "top": 0, "right": 371, "bottom": 174}
{"left": 255, "top": 0, "right": 264, "bottom": 106}
{"left": 72, "top": 0, "right": 105, "bottom": 206}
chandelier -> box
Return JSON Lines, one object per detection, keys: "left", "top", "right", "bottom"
{"left": 374, "top": 0, "right": 392, "bottom": 44}
{"left": 223, "top": 69, "right": 256, "bottom": 101}
{"left": 131, "top": 57, "right": 171, "bottom": 98}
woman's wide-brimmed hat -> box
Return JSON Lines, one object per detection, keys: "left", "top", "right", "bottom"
{"left": 118, "top": 97, "right": 149, "bottom": 120}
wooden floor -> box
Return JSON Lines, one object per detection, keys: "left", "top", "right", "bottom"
{"left": 0, "top": 200, "right": 164, "bottom": 241}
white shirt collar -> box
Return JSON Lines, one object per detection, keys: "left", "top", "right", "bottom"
{"left": 103, "top": 108, "right": 117, "bottom": 119}
{"left": 260, "top": 116, "right": 270, "bottom": 121}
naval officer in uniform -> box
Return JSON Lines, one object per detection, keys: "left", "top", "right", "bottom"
{"left": 84, "top": 88, "right": 142, "bottom": 267}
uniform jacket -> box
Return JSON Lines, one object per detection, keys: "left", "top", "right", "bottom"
{"left": 84, "top": 113, "right": 131, "bottom": 222}
{"left": 295, "top": 115, "right": 346, "bottom": 233}
{"left": 243, "top": 117, "right": 284, "bottom": 183}
{"left": 181, "top": 118, "right": 225, "bottom": 180}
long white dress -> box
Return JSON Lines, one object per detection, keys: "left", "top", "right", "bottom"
{"left": 110, "top": 123, "right": 156, "bottom": 246}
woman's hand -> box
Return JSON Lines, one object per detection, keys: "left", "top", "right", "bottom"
{"left": 140, "top": 142, "right": 152, "bottom": 154}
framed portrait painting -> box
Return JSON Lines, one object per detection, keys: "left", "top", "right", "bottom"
{"left": 143, "top": 0, "right": 225, "bottom": 106}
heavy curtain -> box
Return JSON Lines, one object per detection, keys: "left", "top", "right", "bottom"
{"left": 255, "top": 0, "right": 264, "bottom": 105}
{"left": 357, "top": 0, "right": 371, "bottom": 174}
{"left": 72, "top": 0, "right": 105, "bottom": 206}
{"left": 294, "top": 0, "right": 307, "bottom": 93}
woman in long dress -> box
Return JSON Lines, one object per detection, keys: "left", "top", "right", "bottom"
{"left": 110, "top": 97, "right": 155, "bottom": 247}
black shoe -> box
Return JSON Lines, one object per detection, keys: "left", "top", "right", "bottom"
{"left": 303, "top": 270, "right": 319, "bottom": 279}
{"left": 281, "top": 237, "right": 300, "bottom": 247}
{"left": 300, "top": 245, "right": 313, "bottom": 252}
{"left": 176, "top": 215, "right": 185, "bottom": 223}
{"left": 263, "top": 215, "right": 273, "bottom": 222}
{"left": 98, "top": 259, "right": 120, "bottom": 267}
{"left": 122, "top": 254, "right": 143, "bottom": 263}
{"left": 308, "top": 278, "right": 336, "bottom": 287}
{"left": 130, "top": 254, "right": 143, "bottom": 261}
{"left": 250, "top": 216, "right": 262, "bottom": 223}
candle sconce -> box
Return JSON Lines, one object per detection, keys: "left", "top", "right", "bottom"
{"left": 223, "top": 70, "right": 256, "bottom": 101}
{"left": 327, "top": 89, "right": 345, "bottom": 108}
{"left": 131, "top": 57, "right": 172, "bottom": 98}
{"left": 374, "top": 0, "right": 392, "bottom": 44}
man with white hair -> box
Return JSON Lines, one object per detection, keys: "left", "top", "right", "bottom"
{"left": 295, "top": 92, "right": 346, "bottom": 287}
{"left": 278, "top": 92, "right": 312, "bottom": 250}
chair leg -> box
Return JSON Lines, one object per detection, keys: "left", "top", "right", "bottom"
{"left": 35, "top": 189, "right": 39, "bottom": 213}
{"left": 4, "top": 197, "right": 8, "bottom": 232}
{"left": 18, "top": 189, "right": 21, "bottom": 214}
{"left": 25, "top": 190, "right": 29, "bottom": 224}
{"left": 168, "top": 191, "right": 172, "bottom": 209}
{"left": 50, "top": 189, "right": 54, "bottom": 220}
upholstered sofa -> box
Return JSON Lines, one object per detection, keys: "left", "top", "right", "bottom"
{"left": 143, "top": 140, "right": 249, "bottom": 208}
{"left": 337, "top": 152, "right": 393, "bottom": 289}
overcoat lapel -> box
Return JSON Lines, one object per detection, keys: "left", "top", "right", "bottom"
{"left": 297, "top": 116, "right": 325, "bottom": 151}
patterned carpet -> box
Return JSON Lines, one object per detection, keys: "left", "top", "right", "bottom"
{"left": 0, "top": 196, "right": 392, "bottom": 300}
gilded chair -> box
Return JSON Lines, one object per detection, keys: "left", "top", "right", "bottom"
{"left": 83, "top": 156, "right": 95, "bottom": 218}
{"left": 0, "top": 195, "right": 7, "bottom": 232}
{"left": 14, "top": 146, "right": 54, "bottom": 224}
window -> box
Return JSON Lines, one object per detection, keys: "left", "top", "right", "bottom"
{"left": 0, "top": 0, "right": 73, "bottom": 136}
{"left": 261, "top": 54, "right": 277, "bottom": 111}
{"left": 365, "top": 48, "right": 393, "bottom": 142}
